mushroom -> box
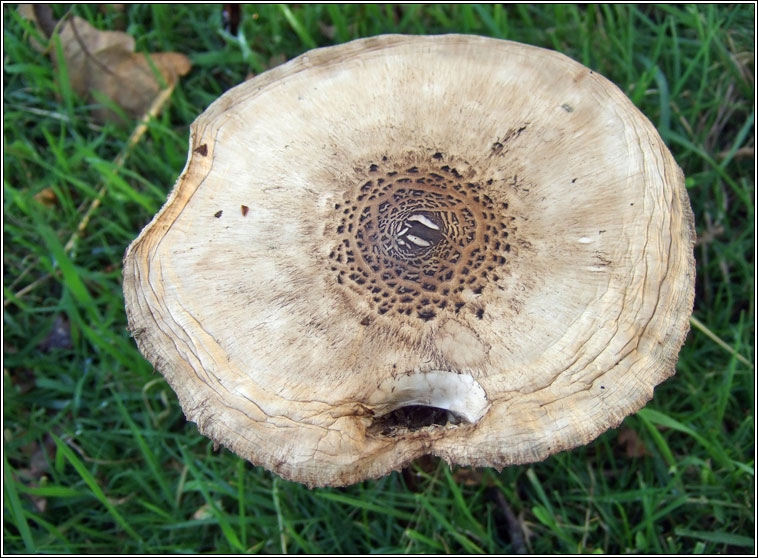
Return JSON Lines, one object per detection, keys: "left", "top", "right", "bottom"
{"left": 123, "top": 35, "right": 695, "bottom": 487}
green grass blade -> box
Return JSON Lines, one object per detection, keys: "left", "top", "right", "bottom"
{"left": 674, "top": 528, "right": 755, "bottom": 548}
{"left": 111, "top": 388, "right": 175, "bottom": 507}
{"left": 278, "top": 4, "right": 317, "bottom": 49}
{"left": 443, "top": 465, "right": 488, "bottom": 542}
{"left": 51, "top": 434, "right": 143, "bottom": 543}
{"left": 315, "top": 491, "right": 415, "bottom": 521}
{"left": 636, "top": 408, "right": 732, "bottom": 470}
{"left": 416, "top": 493, "right": 486, "bottom": 554}
{"left": 178, "top": 446, "right": 245, "bottom": 552}
{"left": 4, "top": 453, "right": 37, "bottom": 553}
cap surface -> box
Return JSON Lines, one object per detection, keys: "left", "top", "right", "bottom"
{"left": 123, "top": 34, "right": 695, "bottom": 487}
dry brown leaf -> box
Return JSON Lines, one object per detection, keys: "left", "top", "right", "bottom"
{"left": 617, "top": 428, "right": 648, "bottom": 458}
{"left": 17, "top": 8, "right": 191, "bottom": 123}
{"left": 33, "top": 187, "right": 58, "bottom": 208}
{"left": 56, "top": 16, "right": 191, "bottom": 122}
{"left": 192, "top": 500, "right": 223, "bottom": 520}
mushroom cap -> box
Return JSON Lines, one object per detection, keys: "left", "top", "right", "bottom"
{"left": 123, "top": 35, "right": 695, "bottom": 487}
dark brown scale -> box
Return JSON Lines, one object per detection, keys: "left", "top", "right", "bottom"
{"left": 329, "top": 154, "right": 515, "bottom": 322}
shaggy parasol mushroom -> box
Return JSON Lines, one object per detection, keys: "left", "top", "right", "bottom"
{"left": 123, "top": 35, "right": 695, "bottom": 487}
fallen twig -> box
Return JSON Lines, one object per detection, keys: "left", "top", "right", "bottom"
{"left": 493, "top": 488, "right": 527, "bottom": 554}
{"left": 690, "top": 315, "right": 753, "bottom": 369}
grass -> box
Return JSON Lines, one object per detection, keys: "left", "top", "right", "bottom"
{"left": 3, "top": 4, "right": 754, "bottom": 554}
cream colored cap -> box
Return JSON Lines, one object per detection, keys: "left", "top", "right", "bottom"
{"left": 123, "top": 35, "right": 695, "bottom": 487}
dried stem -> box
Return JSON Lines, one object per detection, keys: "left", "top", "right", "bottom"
{"left": 64, "top": 84, "right": 175, "bottom": 256}
{"left": 690, "top": 315, "right": 753, "bottom": 369}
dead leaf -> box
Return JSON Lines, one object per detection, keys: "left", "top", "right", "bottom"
{"left": 192, "top": 500, "right": 223, "bottom": 520}
{"left": 617, "top": 428, "right": 648, "bottom": 458}
{"left": 34, "top": 187, "right": 58, "bottom": 208}
{"left": 56, "top": 16, "right": 191, "bottom": 122}
{"left": 17, "top": 8, "right": 192, "bottom": 123}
